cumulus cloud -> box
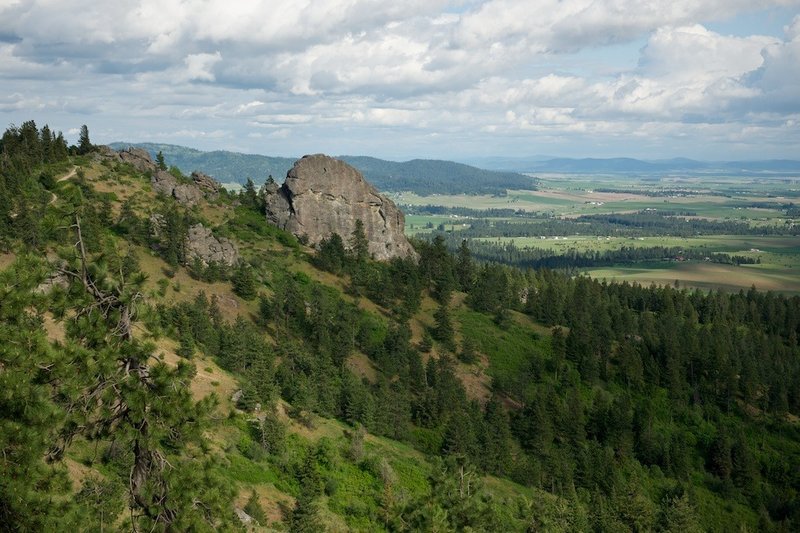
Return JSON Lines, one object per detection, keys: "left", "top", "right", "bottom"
{"left": 182, "top": 51, "right": 222, "bottom": 82}
{"left": 0, "top": 0, "right": 799, "bottom": 159}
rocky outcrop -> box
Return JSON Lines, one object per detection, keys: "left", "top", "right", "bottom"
{"left": 119, "top": 147, "right": 157, "bottom": 172}
{"left": 191, "top": 171, "right": 221, "bottom": 197}
{"left": 94, "top": 147, "right": 222, "bottom": 207}
{"left": 263, "top": 154, "right": 415, "bottom": 261}
{"left": 151, "top": 170, "right": 178, "bottom": 197}
{"left": 151, "top": 170, "right": 204, "bottom": 207}
{"left": 185, "top": 224, "right": 240, "bottom": 267}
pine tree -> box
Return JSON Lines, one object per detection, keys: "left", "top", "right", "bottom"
{"left": 77, "top": 124, "right": 93, "bottom": 155}
{"left": 155, "top": 150, "right": 167, "bottom": 171}
{"left": 455, "top": 239, "right": 475, "bottom": 291}
{"left": 241, "top": 177, "right": 259, "bottom": 211}
{"left": 0, "top": 256, "right": 75, "bottom": 530}
{"left": 232, "top": 262, "right": 257, "bottom": 300}
{"left": 177, "top": 328, "right": 195, "bottom": 358}
{"left": 349, "top": 219, "right": 369, "bottom": 264}
{"left": 316, "top": 232, "right": 346, "bottom": 273}
{"left": 458, "top": 335, "right": 478, "bottom": 364}
{"left": 40, "top": 124, "right": 53, "bottom": 163}
{"left": 433, "top": 302, "right": 456, "bottom": 352}
{"left": 660, "top": 493, "right": 702, "bottom": 533}
{"left": 41, "top": 220, "right": 235, "bottom": 530}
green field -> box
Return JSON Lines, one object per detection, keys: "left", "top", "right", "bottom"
{"left": 400, "top": 175, "right": 800, "bottom": 293}
{"left": 404, "top": 214, "right": 473, "bottom": 235}
{"left": 585, "top": 261, "right": 800, "bottom": 293}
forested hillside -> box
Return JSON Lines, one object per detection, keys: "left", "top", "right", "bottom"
{"left": 339, "top": 156, "right": 537, "bottom": 195}
{"left": 109, "top": 142, "right": 536, "bottom": 195}
{"left": 108, "top": 142, "right": 296, "bottom": 186}
{"left": 2, "top": 122, "right": 799, "bottom": 531}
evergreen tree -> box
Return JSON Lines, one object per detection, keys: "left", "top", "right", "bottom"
{"left": 241, "top": 177, "right": 259, "bottom": 211}
{"left": 77, "top": 124, "right": 93, "bottom": 155}
{"left": 232, "top": 262, "right": 258, "bottom": 300}
{"left": 177, "top": 328, "right": 195, "bottom": 358}
{"left": 43, "top": 221, "right": 234, "bottom": 529}
{"left": 455, "top": 239, "right": 475, "bottom": 291}
{"left": 0, "top": 257, "right": 75, "bottom": 530}
{"left": 349, "top": 219, "right": 369, "bottom": 264}
{"left": 458, "top": 335, "right": 478, "bottom": 364}
{"left": 316, "top": 232, "right": 346, "bottom": 274}
{"left": 155, "top": 150, "right": 167, "bottom": 171}
{"left": 433, "top": 302, "right": 456, "bottom": 352}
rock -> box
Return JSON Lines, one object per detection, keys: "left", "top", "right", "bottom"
{"left": 34, "top": 270, "right": 70, "bottom": 294}
{"left": 148, "top": 213, "right": 166, "bottom": 240}
{"left": 119, "top": 147, "right": 157, "bottom": 172}
{"left": 231, "top": 389, "right": 243, "bottom": 404}
{"left": 172, "top": 184, "right": 204, "bottom": 206}
{"left": 151, "top": 170, "right": 204, "bottom": 207}
{"left": 151, "top": 170, "right": 178, "bottom": 197}
{"left": 263, "top": 154, "right": 416, "bottom": 261}
{"left": 191, "top": 171, "right": 221, "bottom": 197}
{"left": 93, "top": 145, "right": 122, "bottom": 163}
{"left": 234, "top": 508, "right": 254, "bottom": 525}
{"left": 185, "top": 224, "right": 240, "bottom": 267}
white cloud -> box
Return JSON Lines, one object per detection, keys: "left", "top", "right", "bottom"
{"left": 182, "top": 51, "right": 221, "bottom": 82}
{"left": 1, "top": 1, "right": 799, "bottom": 159}
{"left": 639, "top": 25, "right": 777, "bottom": 80}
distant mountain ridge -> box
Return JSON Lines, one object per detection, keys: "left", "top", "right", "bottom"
{"left": 464, "top": 155, "right": 800, "bottom": 175}
{"left": 109, "top": 142, "right": 536, "bottom": 195}
{"left": 109, "top": 142, "right": 296, "bottom": 185}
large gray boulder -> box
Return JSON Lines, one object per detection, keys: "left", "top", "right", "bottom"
{"left": 185, "top": 224, "right": 240, "bottom": 266}
{"left": 119, "top": 147, "right": 157, "bottom": 172}
{"left": 263, "top": 154, "right": 415, "bottom": 261}
{"left": 191, "top": 171, "right": 221, "bottom": 197}
{"left": 151, "top": 170, "right": 204, "bottom": 207}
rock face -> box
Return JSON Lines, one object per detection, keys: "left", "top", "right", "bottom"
{"left": 191, "top": 171, "right": 221, "bottom": 196}
{"left": 119, "top": 147, "right": 157, "bottom": 172}
{"left": 151, "top": 170, "right": 204, "bottom": 207}
{"left": 185, "top": 224, "right": 240, "bottom": 267}
{"left": 263, "top": 154, "right": 415, "bottom": 261}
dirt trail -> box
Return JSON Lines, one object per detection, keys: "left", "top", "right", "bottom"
{"left": 48, "top": 166, "right": 78, "bottom": 205}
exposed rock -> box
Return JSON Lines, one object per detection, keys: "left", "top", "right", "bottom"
{"left": 151, "top": 170, "right": 178, "bottom": 197}
{"left": 34, "top": 270, "right": 70, "bottom": 294}
{"left": 148, "top": 213, "right": 166, "bottom": 240}
{"left": 234, "top": 508, "right": 254, "bottom": 525}
{"left": 119, "top": 147, "right": 157, "bottom": 172}
{"left": 95, "top": 147, "right": 217, "bottom": 207}
{"left": 93, "top": 145, "right": 122, "bottom": 163}
{"left": 151, "top": 170, "right": 204, "bottom": 207}
{"left": 191, "top": 171, "right": 221, "bottom": 197}
{"left": 185, "top": 223, "right": 240, "bottom": 267}
{"left": 263, "top": 154, "right": 416, "bottom": 261}
{"left": 172, "top": 184, "right": 204, "bottom": 206}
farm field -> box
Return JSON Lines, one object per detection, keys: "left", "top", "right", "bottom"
{"left": 585, "top": 261, "right": 800, "bottom": 293}
{"left": 396, "top": 173, "right": 799, "bottom": 221}
{"left": 474, "top": 235, "right": 800, "bottom": 260}
{"left": 401, "top": 174, "right": 800, "bottom": 293}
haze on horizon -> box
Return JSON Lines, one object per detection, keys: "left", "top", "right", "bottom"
{"left": 1, "top": 1, "right": 799, "bottom": 162}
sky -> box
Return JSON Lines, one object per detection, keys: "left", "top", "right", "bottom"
{"left": 1, "top": 0, "right": 799, "bottom": 162}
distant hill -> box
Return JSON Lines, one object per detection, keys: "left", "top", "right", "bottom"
{"left": 109, "top": 142, "right": 296, "bottom": 184}
{"left": 109, "top": 142, "right": 537, "bottom": 195}
{"left": 464, "top": 155, "right": 800, "bottom": 175}
{"left": 338, "top": 155, "right": 536, "bottom": 195}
